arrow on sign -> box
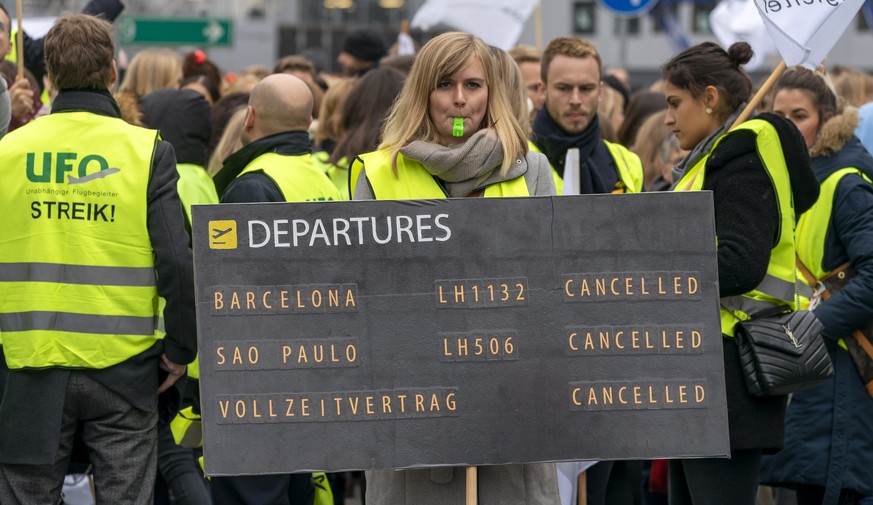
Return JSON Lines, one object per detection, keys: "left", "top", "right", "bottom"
{"left": 203, "top": 20, "right": 225, "bottom": 44}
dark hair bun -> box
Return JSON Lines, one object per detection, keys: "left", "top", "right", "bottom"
{"left": 727, "top": 42, "right": 754, "bottom": 68}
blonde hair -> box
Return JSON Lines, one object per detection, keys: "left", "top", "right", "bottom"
{"left": 632, "top": 110, "right": 680, "bottom": 190}
{"left": 598, "top": 85, "right": 624, "bottom": 142}
{"left": 226, "top": 73, "right": 262, "bottom": 94}
{"left": 380, "top": 32, "right": 526, "bottom": 175}
{"left": 207, "top": 108, "right": 247, "bottom": 177}
{"left": 541, "top": 36, "right": 601, "bottom": 85}
{"left": 833, "top": 68, "right": 873, "bottom": 108}
{"left": 508, "top": 44, "right": 541, "bottom": 65}
{"left": 491, "top": 47, "right": 530, "bottom": 138}
{"left": 315, "top": 77, "right": 357, "bottom": 145}
{"left": 118, "top": 48, "right": 182, "bottom": 97}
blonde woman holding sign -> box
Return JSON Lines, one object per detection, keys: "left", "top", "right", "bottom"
{"left": 761, "top": 66, "right": 873, "bottom": 505}
{"left": 351, "top": 31, "right": 558, "bottom": 505}
{"left": 661, "top": 41, "right": 818, "bottom": 504}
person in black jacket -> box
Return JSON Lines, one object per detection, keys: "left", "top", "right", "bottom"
{"left": 761, "top": 66, "right": 873, "bottom": 505}
{"left": 210, "top": 74, "right": 339, "bottom": 505}
{"left": 662, "top": 42, "right": 818, "bottom": 505}
{"left": 0, "top": 14, "right": 195, "bottom": 504}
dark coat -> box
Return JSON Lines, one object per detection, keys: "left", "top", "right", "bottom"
{"left": 698, "top": 113, "right": 817, "bottom": 451}
{"left": 761, "top": 110, "right": 873, "bottom": 502}
{"left": 140, "top": 88, "right": 212, "bottom": 168}
{"left": 0, "top": 90, "right": 196, "bottom": 465}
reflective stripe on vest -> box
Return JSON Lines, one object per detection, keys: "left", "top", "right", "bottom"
{"left": 359, "top": 149, "right": 529, "bottom": 199}
{"left": 673, "top": 119, "right": 799, "bottom": 336}
{"left": 237, "top": 152, "right": 341, "bottom": 203}
{"left": 796, "top": 167, "right": 871, "bottom": 280}
{"left": 529, "top": 140, "right": 643, "bottom": 194}
{"left": 0, "top": 111, "right": 160, "bottom": 369}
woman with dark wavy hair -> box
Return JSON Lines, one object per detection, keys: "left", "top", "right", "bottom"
{"left": 662, "top": 41, "right": 818, "bottom": 504}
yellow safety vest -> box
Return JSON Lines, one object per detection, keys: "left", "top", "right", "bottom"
{"left": 237, "top": 152, "right": 341, "bottom": 203}
{"left": 795, "top": 167, "right": 870, "bottom": 351}
{"left": 529, "top": 139, "right": 644, "bottom": 194}
{"left": 673, "top": 119, "right": 799, "bottom": 336}
{"left": 176, "top": 163, "right": 218, "bottom": 224}
{"left": 796, "top": 167, "right": 871, "bottom": 280}
{"left": 311, "top": 151, "right": 351, "bottom": 201}
{"left": 355, "top": 149, "right": 529, "bottom": 199}
{"left": 0, "top": 111, "right": 161, "bottom": 369}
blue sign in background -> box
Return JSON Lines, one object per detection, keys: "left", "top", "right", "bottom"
{"left": 598, "top": 0, "right": 660, "bottom": 16}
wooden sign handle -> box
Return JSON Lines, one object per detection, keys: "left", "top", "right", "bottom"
{"left": 730, "top": 60, "right": 788, "bottom": 130}
{"left": 16, "top": 0, "right": 24, "bottom": 80}
{"left": 466, "top": 466, "right": 477, "bottom": 505}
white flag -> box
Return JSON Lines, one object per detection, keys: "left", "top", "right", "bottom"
{"left": 710, "top": 0, "right": 776, "bottom": 71}
{"left": 410, "top": 0, "right": 540, "bottom": 50}
{"left": 754, "top": 0, "right": 864, "bottom": 69}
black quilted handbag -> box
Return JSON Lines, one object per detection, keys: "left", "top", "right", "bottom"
{"left": 734, "top": 309, "right": 834, "bottom": 396}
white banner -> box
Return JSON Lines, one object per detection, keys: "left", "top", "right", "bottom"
{"left": 710, "top": 0, "right": 776, "bottom": 71}
{"left": 754, "top": 0, "right": 864, "bottom": 69}
{"left": 410, "top": 0, "right": 540, "bottom": 50}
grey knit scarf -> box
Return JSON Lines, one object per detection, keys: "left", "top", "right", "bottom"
{"left": 400, "top": 128, "right": 527, "bottom": 197}
{"left": 671, "top": 105, "right": 745, "bottom": 188}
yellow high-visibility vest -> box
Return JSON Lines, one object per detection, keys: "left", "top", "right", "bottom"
{"left": 673, "top": 119, "right": 799, "bottom": 336}
{"left": 355, "top": 149, "right": 529, "bottom": 199}
{"left": 237, "top": 152, "right": 341, "bottom": 202}
{"left": 0, "top": 111, "right": 161, "bottom": 368}
{"left": 529, "top": 139, "right": 644, "bottom": 194}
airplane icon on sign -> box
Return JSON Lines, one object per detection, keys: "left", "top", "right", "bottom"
{"left": 207, "top": 220, "right": 237, "bottom": 249}
{"left": 212, "top": 227, "right": 233, "bottom": 240}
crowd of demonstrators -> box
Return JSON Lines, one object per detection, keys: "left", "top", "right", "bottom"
{"left": 115, "top": 48, "right": 183, "bottom": 125}
{"left": 330, "top": 67, "right": 404, "bottom": 199}
{"left": 4, "top": 3, "right": 873, "bottom": 503}
{"left": 631, "top": 109, "right": 684, "bottom": 191}
{"left": 617, "top": 90, "right": 666, "bottom": 147}
{"left": 311, "top": 76, "right": 357, "bottom": 192}
{"left": 760, "top": 66, "right": 873, "bottom": 505}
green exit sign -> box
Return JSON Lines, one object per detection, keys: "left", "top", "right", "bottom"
{"left": 116, "top": 17, "right": 233, "bottom": 46}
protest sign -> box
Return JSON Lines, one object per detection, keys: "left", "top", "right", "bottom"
{"left": 193, "top": 193, "right": 729, "bottom": 476}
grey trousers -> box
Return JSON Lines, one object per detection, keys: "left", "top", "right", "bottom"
{"left": 0, "top": 372, "right": 157, "bottom": 504}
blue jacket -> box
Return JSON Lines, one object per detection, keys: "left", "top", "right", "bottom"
{"left": 761, "top": 127, "right": 873, "bottom": 501}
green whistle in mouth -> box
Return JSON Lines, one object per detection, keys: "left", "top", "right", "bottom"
{"left": 452, "top": 117, "right": 464, "bottom": 137}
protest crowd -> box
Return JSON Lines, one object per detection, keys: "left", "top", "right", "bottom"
{"left": 1, "top": 0, "right": 873, "bottom": 504}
